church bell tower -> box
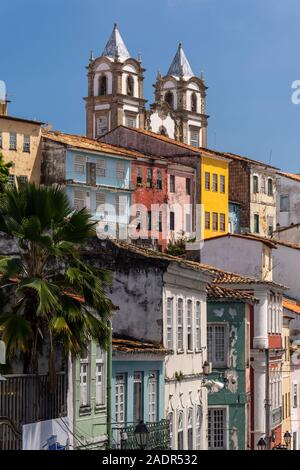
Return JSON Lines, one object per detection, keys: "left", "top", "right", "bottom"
{"left": 85, "top": 24, "right": 147, "bottom": 139}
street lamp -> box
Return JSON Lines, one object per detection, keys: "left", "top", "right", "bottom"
{"left": 257, "top": 437, "right": 267, "bottom": 450}
{"left": 283, "top": 431, "right": 292, "bottom": 448}
{"left": 134, "top": 420, "right": 149, "bottom": 450}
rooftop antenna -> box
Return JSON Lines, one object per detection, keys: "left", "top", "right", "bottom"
{"left": 268, "top": 149, "right": 273, "bottom": 164}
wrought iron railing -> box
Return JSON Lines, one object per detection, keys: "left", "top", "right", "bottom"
{"left": 119, "top": 419, "right": 170, "bottom": 450}
{"left": 0, "top": 373, "right": 67, "bottom": 450}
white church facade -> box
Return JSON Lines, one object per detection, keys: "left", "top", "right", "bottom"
{"left": 85, "top": 23, "right": 208, "bottom": 148}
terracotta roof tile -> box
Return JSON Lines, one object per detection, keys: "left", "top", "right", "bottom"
{"left": 207, "top": 284, "right": 258, "bottom": 302}
{"left": 283, "top": 297, "right": 300, "bottom": 315}
{"left": 112, "top": 334, "right": 167, "bottom": 354}
{"left": 277, "top": 171, "right": 300, "bottom": 183}
{"left": 204, "top": 232, "right": 278, "bottom": 249}
{"left": 42, "top": 130, "right": 158, "bottom": 160}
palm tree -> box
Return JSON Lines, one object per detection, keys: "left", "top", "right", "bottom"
{"left": 0, "top": 152, "right": 13, "bottom": 192}
{"left": 0, "top": 182, "right": 112, "bottom": 387}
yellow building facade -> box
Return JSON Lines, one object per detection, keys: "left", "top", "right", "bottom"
{"left": 0, "top": 115, "right": 44, "bottom": 184}
{"left": 201, "top": 152, "right": 229, "bottom": 239}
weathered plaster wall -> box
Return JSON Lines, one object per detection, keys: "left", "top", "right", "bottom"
{"left": 273, "top": 244, "right": 300, "bottom": 301}
{"left": 200, "top": 236, "right": 265, "bottom": 280}
{"left": 41, "top": 138, "right": 66, "bottom": 185}
{"left": 276, "top": 175, "right": 300, "bottom": 228}
{"left": 207, "top": 301, "right": 248, "bottom": 450}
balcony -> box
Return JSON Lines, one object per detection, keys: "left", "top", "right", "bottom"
{"left": 271, "top": 406, "right": 282, "bottom": 428}
{"left": 119, "top": 420, "right": 170, "bottom": 450}
{"left": 0, "top": 373, "right": 67, "bottom": 450}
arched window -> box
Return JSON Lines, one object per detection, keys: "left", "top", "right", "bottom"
{"left": 187, "top": 408, "right": 193, "bottom": 450}
{"left": 126, "top": 75, "right": 134, "bottom": 96}
{"left": 191, "top": 92, "right": 197, "bottom": 112}
{"left": 165, "top": 91, "right": 174, "bottom": 109}
{"left": 196, "top": 406, "right": 202, "bottom": 450}
{"left": 99, "top": 75, "right": 107, "bottom": 96}
{"left": 157, "top": 170, "right": 162, "bottom": 190}
{"left": 177, "top": 411, "right": 184, "bottom": 450}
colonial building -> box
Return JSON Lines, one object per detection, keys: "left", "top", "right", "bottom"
{"left": 228, "top": 153, "right": 277, "bottom": 237}
{"left": 101, "top": 125, "right": 230, "bottom": 241}
{"left": 200, "top": 234, "right": 287, "bottom": 449}
{"left": 207, "top": 285, "right": 256, "bottom": 450}
{"left": 111, "top": 335, "right": 167, "bottom": 449}
{"left": 41, "top": 130, "right": 141, "bottom": 239}
{"left": 82, "top": 238, "right": 212, "bottom": 450}
{"left": 0, "top": 101, "right": 44, "bottom": 184}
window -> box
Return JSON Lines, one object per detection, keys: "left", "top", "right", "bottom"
{"left": 205, "top": 172, "right": 210, "bottom": 190}
{"left": 148, "top": 371, "right": 158, "bottom": 422}
{"left": 74, "top": 155, "right": 86, "bottom": 173}
{"left": 136, "top": 167, "right": 143, "bottom": 186}
{"left": 187, "top": 408, "right": 193, "bottom": 450}
{"left": 136, "top": 210, "right": 141, "bottom": 231}
{"left": 205, "top": 212, "right": 210, "bottom": 230}
{"left": 212, "top": 174, "right": 218, "bottom": 192}
{"left": 253, "top": 175, "right": 259, "bottom": 193}
{"left": 9, "top": 132, "right": 17, "bottom": 150}
{"left": 23, "top": 135, "right": 30, "bottom": 152}
{"left": 8, "top": 175, "right": 15, "bottom": 186}
{"left": 74, "top": 190, "right": 85, "bottom": 210}
{"left": 147, "top": 210, "right": 152, "bottom": 231}
{"left": 0, "top": 132, "right": 2, "bottom": 148}
{"left": 186, "top": 178, "right": 191, "bottom": 195}
{"left": 168, "top": 412, "right": 174, "bottom": 449}
{"left": 268, "top": 216, "right": 274, "bottom": 235}
{"left": 208, "top": 408, "right": 226, "bottom": 449}
{"left": 133, "top": 372, "right": 143, "bottom": 423}
{"left": 96, "top": 192, "right": 106, "bottom": 212}
{"left": 268, "top": 178, "right": 273, "bottom": 196}
{"left": 115, "top": 374, "right": 126, "bottom": 425}
{"left": 99, "top": 75, "right": 107, "bottom": 95}
{"left": 170, "top": 211, "right": 175, "bottom": 231}
{"left": 187, "top": 300, "right": 193, "bottom": 351}
{"left": 170, "top": 174, "right": 175, "bottom": 193}
{"left": 191, "top": 93, "right": 197, "bottom": 112}
{"left": 125, "top": 114, "right": 136, "bottom": 128}
{"left": 116, "top": 195, "right": 126, "bottom": 216}
{"left": 96, "top": 116, "right": 108, "bottom": 137}
{"left": 212, "top": 212, "right": 218, "bottom": 231}
{"left": 195, "top": 301, "right": 201, "bottom": 351}
{"left": 207, "top": 324, "right": 227, "bottom": 367}
{"left": 95, "top": 345, "right": 105, "bottom": 406}
{"left": 157, "top": 170, "right": 162, "bottom": 189}
{"left": 220, "top": 213, "right": 226, "bottom": 232}
{"left": 159, "top": 126, "right": 167, "bottom": 136}
{"left": 254, "top": 214, "right": 259, "bottom": 233}
{"left": 116, "top": 161, "right": 125, "bottom": 180}
{"left": 165, "top": 91, "right": 174, "bottom": 109}
{"left": 177, "top": 298, "right": 184, "bottom": 352}
{"left": 177, "top": 411, "right": 184, "bottom": 450}
{"left": 261, "top": 177, "right": 266, "bottom": 194}
{"left": 166, "top": 298, "right": 174, "bottom": 350}
{"left": 293, "top": 383, "right": 298, "bottom": 408}
{"left": 96, "top": 159, "right": 106, "bottom": 177}
{"left": 186, "top": 213, "right": 191, "bottom": 232}
{"left": 280, "top": 195, "right": 289, "bottom": 212}
{"left": 190, "top": 128, "right": 199, "bottom": 147}
{"left": 18, "top": 175, "right": 28, "bottom": 185}
{"left": 126, "top": 75, "right": 134, "bottom": 96}
{"left": 293, "top": 432, "right": 297, "bottom": 451}
{"left": 220, "top": 175, "right": 225, "bottom": 193}
{"left": 80, "top": 348, "right": 90, "bottom": 407}
{"left": 158, "top": 211, "right": 162, "bottom": 233}
{"left": 196, "top": 406, "right": 202, "bottom": 450}
{"left": 146, "top": 169, "right": 153, "bottom": 188}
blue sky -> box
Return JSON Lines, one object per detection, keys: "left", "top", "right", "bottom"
{"left": 1, "top": 0, "right": 300, "bottom": 171}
